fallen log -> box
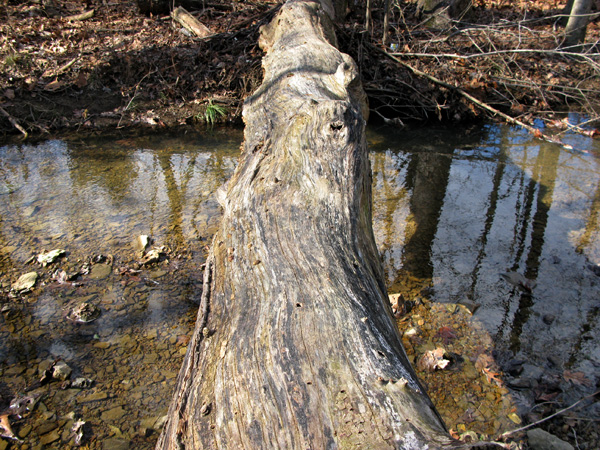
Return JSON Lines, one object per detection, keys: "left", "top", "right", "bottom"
{"left": 157, "top": 1, "right": 452, "bottom": 448}
{"left": 171, "top": 7, "right": 212, "bottom": 39}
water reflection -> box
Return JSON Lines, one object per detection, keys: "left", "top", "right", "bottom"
{"left": 0, "top": 122, "right": 599, "bottom": 448}
{"left": 0, "top": 129, "right": 242, "bottom": 449}
{"left": 370, "top": 122, "right": 600, "bottom": 412}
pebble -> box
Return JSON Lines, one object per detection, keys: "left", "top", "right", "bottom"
{"left": 52, "top": 361, "right": 72, "bottom": 381}
{"left": 527, "top": 428, "right": 575, "bottom": 450}
{"left": 39, "top": 429, "right": 61, "bottom": 445}
{"left": 89, "top": 263, "right": 113, "bottom": 279}
{"left": 101, "top": 406, "right": 126, "bottom": 422}
{"left": 37, "top": 420, "right": 58, "bottom": 435}
{"left": 78, "top": 391, "right": 108, "bottom": 402}
{"left": 103, "top": 438, "right": 130, "bottom": 450}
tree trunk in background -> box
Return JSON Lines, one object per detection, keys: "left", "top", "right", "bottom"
{"left": 563, "top": 0, "right": 593, "bottom": 49}
{"left": 156, "top": 0, "right": 452, "bottom": 449}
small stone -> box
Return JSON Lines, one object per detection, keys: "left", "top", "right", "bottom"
{"left": 52, "top": 361, "right": 72, "bottom": 381}
{"left": 508, "top": 377, "right": 532, "bottom": 389}
{"left": 103, "top": 438, "right": 130, "bottom": 450}
{"left": 527, "top": 428, "right": 574, "bottom": 450}
{"left": 37, "top": 420, "right": 58, "bottom": 435}
{"left": 101, "top": 406, "right": 126, "bottom": 422}
{"left": 37, "top": 249, "right": 66, "bottom": 266}
{"left": 542, "top": 314, "right": 556, "bottom": 325}
{"left": 78, "top": 391, "right": 108, "bottom": 402}
{"left": 89, "top": 264, "right": 112, "bottom": 280}
{"left": 150, "top": 269, "right": 167, "bottom": 278}
{"left": 71, "top": 377, "right": 94, "bottom": 389}
{"left": 140, "top": 249, "right": 161, "bottom": 265}
{"left": 93, "top": 342, "right": 111, "bottom": 349}
{"left": 507, "top": 412, "right": 521, "bottom": 424}
{"left": 18, "top": 424, "right": 32, "bottom": 438}
{"left": 39, "top": 429, "right": 61, "bottom": 445}
{"left": 132, "top": 235, "right": 150, "bottom": 254}
{"left": 521, "top": 363, "right": 544, "bottom": 381}
{"left": 11, "top": 272, "right": 38, "bottom": 293}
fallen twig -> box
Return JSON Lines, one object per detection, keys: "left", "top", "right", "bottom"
{"left": 172, "top": 6, "right": 212, "bottom": 38}
{"left": 376, "top": 46, "right": 586, "bottom": 152}
{"left": 500, "top": 390, "right": 600, "bottom": 439}
{"left": 0, "top": 106, "right": 28, "bottom": 138}
{"left": 66, "top": 10, "right": 94, "bottom": 22}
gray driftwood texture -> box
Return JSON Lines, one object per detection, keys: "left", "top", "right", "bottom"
{"left": 156, "top": 1, "right": 452, "bottom": 448}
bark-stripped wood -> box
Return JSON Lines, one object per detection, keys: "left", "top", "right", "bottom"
{"left": 157, "top": 1, "right": 452, "bottom": 448}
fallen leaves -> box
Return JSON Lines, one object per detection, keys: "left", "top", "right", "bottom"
{"left": 435, "top": 326, "right": 457, "bottom": 345}
{"left": 482, "top": 367, "right": 503, "bottom": 386}
{"left": 563, "top": 370, "right": 593, "bottom": 387}
{"left": 417, "top": 347, "right": 450, "bottom": 371}
{"left": 0, "top": 413, "right": 20, "bottom": 441}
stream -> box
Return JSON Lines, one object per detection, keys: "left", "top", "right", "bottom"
{"left": 1, "top": 120, "right": 599, "bottom": 449}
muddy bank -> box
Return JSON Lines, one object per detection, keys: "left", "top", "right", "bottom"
{"left": 1, "top": 1, "right": 599, "bottom": 138}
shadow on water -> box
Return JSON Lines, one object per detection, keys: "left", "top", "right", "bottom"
{"left": 0, "top": 121, "right": 599, "bottom": 447}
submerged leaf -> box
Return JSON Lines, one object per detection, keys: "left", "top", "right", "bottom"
{"left": 37, "top": 249, "right": 66, "bottom": 266}
{"left": 563, "top": 370, "right": 592, "bottom": 386}
{"left": 0, "top": 414, "right": 21, "bottom": 441}
{"left": 417, "top": 347, "right": 450, "bottom": 371}
{"left": 500, "top": 272, "right": 536, "bottom": 292}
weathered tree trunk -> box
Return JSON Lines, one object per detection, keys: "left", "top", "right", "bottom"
{"left": 156, "top": 1, "right": 452, "bottom": 448}
{"left": 562, "top": 0, "right": 593, "bottom": 50}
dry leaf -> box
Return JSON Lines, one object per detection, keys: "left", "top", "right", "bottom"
{"left": 0, "top": 414, "right": 20, "bottom": 441}
{"left": 482, "top": 367, "right": 502, "bottom": 385}
{"left": 474, "top": 352, "right": 494, "bottom": 371}
{"left": 435, "top": 326, "right": 457, "bottom": 344}
{"left": 75, "top": 72, "right": 88, "bottom": 88}
{"left": 563, "top": 370, "right": 592, "bottom": 386}
{"left": 44, "top": 80, "right": 64, "bottom": 91}
{"left": 417, "top": 347, "right": 450, "bottom": 371}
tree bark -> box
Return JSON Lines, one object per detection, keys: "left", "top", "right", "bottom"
{"left": 156, "top": 1, "right": 452, "bottom": 449}
{"left": 562, "top": 0, "right": 593, "bottom": 49}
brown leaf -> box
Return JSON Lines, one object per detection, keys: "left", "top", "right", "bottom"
{"left": 75, "top": 72, "right": 88, "bottom": 88}
{"left": 417, "top": 347, "right": 450, "bottom": 372}
{"left": 474, "top": 352, "right": 494, "bottom": 371}
{"left": 482, "top": 367, "right": 502, "bottom": 386}
{"left": 435, "top": 326, "right": 457, "bottom": 345}
{"left": 547, "top": 119, "right": 568, "bottom": 130}
{"left": 44, "top": 80, "right": 65, "bottom": 92}
{"left": 0, "top": 414, "right": 19, "bottom": 441}
{"left": 563, "top": 370, "right": 592, "bottom": 386}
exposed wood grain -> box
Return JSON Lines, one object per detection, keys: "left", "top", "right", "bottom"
{"left": 157, "top": 1, "right": 452, "bottom": 448}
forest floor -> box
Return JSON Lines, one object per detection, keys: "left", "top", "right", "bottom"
{"left": 0, "top": 0, "right": 599, "bottom": 139}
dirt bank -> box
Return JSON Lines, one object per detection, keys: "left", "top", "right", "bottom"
{"left": 1, "top": 1, "right": 599, "bottom": 137}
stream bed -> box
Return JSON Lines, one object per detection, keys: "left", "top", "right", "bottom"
{"left": 1, "top": 121, "right": 599, "bottom": 449}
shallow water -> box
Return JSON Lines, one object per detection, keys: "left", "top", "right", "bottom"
{"left": 370, "top": 119, "right": 600, "bottom": 432}
{"left": 1, "top": 121, "right": 599, "bottom": 448}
